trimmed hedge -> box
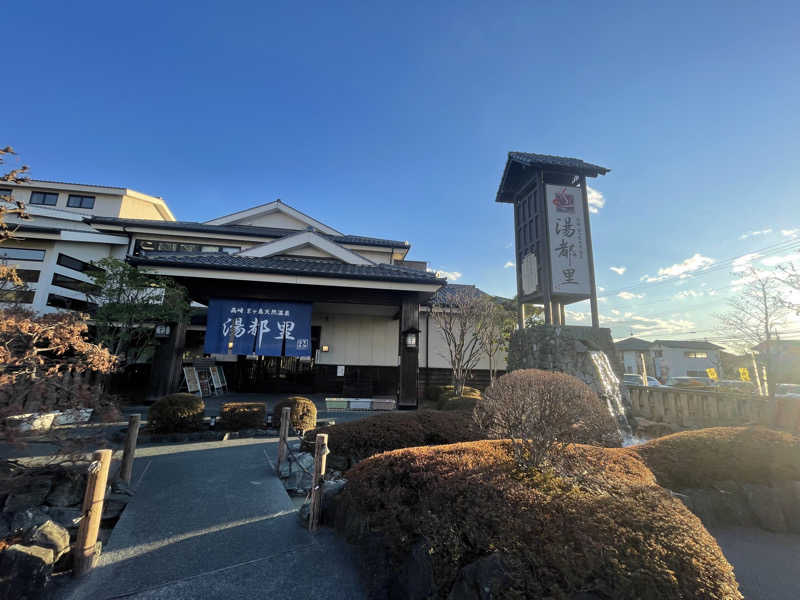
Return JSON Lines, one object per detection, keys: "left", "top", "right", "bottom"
{"left": 273, "top": 396, "right": 317, "bottom": 432}
{"left": 633, "top": 425, "right": 800, "bottom": 489}
{"left": 303, "top": 409, "right": 483, "bottom": 468}
{"left": 148, "top": 393, "right": 205, "bottom": 433}
{"left": 220, "top": 402, "right": 266, "bottom": 430}
{"left": 337, "top": 440, "right": 741, "bottom": 599}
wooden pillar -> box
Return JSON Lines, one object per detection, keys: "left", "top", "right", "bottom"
{"left": 580, "top": 176, "right": 600, "bottom": 328}
{"left": 539, "top": 169, "right": 554, "bottom": 326}
{"left": 74, "top": 449, "right": 112, "bottom": 577}
{"left": 149, "top": 320, "right": 187, "bottom": 399}
{"left": 119, "top": 414, "right": 141, "bottom": 484}
{"left": 308, "top": 433, "right": 328, "bottom": 533}
{"left": 559, "top": 304, "right": 566, "bottom": 326}
{"left": 399, "top": 296, "right": 420, "bottom": 408}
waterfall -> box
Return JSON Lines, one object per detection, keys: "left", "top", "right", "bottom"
{"left": 588, "top": 350, "right": 635, "bottom": 445}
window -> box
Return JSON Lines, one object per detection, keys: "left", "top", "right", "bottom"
{"left": 56, "top": 253, "right": 102, "bottom": 274}
{"left": 687, "top": 370, "right": 708, "bottom": 377}
{"left": 52, "top": 272, "right": 100, "bottom": 294}
{"left": 66, "top": 194, "right": 95, "bottom": 209}
{"left": 0, "top": 247, "right": 45, "bottom": 262}
{"left": 653, "top": 350, "right": 663, "bottom": 357}
{"left": 29, "top": 191, "right": 58, "bottom": 206}
{"left": 0, "top": 188, "right": 12, "bottom": 199}
{"left": 134, "top": 239, "right": 241, "bottom": 255}
{"left": 15, "top": 269, "right": 40, "bottom": 283}
{"left": 0, "top": 289, "right": 35, "bottom": 304}
{"left": 46, "top": 293, "right": 97, "bottom": 313}
{"left": 685, "top": 351, "right": 708, "bottom": 359}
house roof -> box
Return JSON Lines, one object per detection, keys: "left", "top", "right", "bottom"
{"left": 426, "top": 283, "right": 490, "bottom": 306}
{"left": 752, "top": 339, "right": 800, "bottom": 353}
{"left": 507, "top": 152, "right": 610, "bottom": 177}
{"left": 615, "top": 337, "right": 653, "bottom": 351}
{"left": 128, "top": 253, "right": 445, "bottom": 285}
{"left": 653, "top": 339, "right": 723, "bottom": 350}
{"left": 87, "top": 216, "right": 410, "bottom": 248}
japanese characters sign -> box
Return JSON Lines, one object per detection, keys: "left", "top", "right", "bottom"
{"left": 545, "top": 185, "right": 591, "bottom": 295}
{"left": 204, "top": 299, "right": 312, "bottom": 357}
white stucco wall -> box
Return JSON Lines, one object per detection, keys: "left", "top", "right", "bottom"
{"left": 313, "top": 310, "right": 399, "bottom": 367}
{"left": 653, "top": 346, "right": 720, "bottom": 378}
{"left": 418, "top": 311, "right": 507, "bottom": 371}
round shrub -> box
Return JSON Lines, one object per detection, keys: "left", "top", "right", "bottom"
{"left": 435, "top": 385, "right": 482, "bottom": 411}
{"left": 220, "top": 402, "right": 266, "bottom": 430}
{"left": 273, "top": 396, "right": 317, "bottom": 432}
{"left": 633, "top": 425, "right": 800, "bottom": 489}
{"left": 302, "top": 409, "right": 483, "bottom": 469}
{"left": 148, "top": 393, "right": 205, "bottom": 433}
{"left": 336, "top": 440, "right": 741, "bottom": 599}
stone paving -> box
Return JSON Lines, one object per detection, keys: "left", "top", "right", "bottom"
{"left": 60, "top": 437, "right": 364, "bottom": 600}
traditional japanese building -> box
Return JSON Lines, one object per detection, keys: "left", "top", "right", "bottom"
{"left": 1, "top": 179, "right": 505, "bottom": 406}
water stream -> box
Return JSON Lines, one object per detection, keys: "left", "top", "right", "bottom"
{"left": 588, "top": 350, "right": 636, "bottom": 445}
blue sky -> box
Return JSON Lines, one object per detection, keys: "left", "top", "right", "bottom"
{"left": 5, "top": 1, "right": 800, "bottom": 343}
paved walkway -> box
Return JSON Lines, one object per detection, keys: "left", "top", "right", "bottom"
{"left": 62, "top": 437, "right": 364, "bottom": 599}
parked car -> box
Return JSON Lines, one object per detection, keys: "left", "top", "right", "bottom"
{"left": 665, "top": 376, "right": 716, "bottom": 391}
{"left": 646, "top": 376, "right": 666, "bottom": 387}
{"left": 623, "top": 373, "right": 646, "bottom": 386}
{"left": 776, "top": 383, "right": 800, "bottom": 398}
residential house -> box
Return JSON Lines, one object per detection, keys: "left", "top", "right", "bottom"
{"left": 651, "top": 340, "right": 723, "bottom": 379}
{"left": 614, "top": 337, "right": 655, "bottom": 375}
{"left": 753, "top": 339, "right": 800, "bottom": 385}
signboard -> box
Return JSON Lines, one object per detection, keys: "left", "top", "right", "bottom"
{"left": 706, "top": 368, "right": 718, "bottom": 380}
{"left": 545, "top": 184, "right": 591, "bottom": 295}
{"left": 182, "top": 367, "right": 200, "bottom": 393}
{"left": 521, "top": 252, "right": 538, "bottom": 295}
{"left": 739, "top": 367, "right": 751, "bottom": 382}
{"left": 204, "top": 299, "right": 312, "bottom": 357}
{"left": 209, "top": 366, "right": 224, "bottom": 391}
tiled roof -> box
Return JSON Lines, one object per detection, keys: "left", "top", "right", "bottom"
{"left": 129, "top": 253, "right": 445, "bottom": 285}
{"left": 654, "top": 339, "right": 723, "bottom": 350}
{"left": 427, "top": 283, "right": 489, "bottom": 305}
{"left": 507, "top": 152, "right": 610, "bottom": 176}
{"left": 88, "top": 216, "right": 410, "bottom": 248}
{"left": 615, "top": 337, "right": 653, "bottom": 351}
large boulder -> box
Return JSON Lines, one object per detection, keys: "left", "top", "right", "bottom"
{"left": 10, "top": 508, "right": 50, "bottom": 535}
{"left": 3, "top": 479, "right": 51, "bottom": 513}
{"left": 0, "top": 544, "right": 55, "bottom": 600}
{"left": 24, "top": 520, "right": 70, "bottom": 561}
{"left": 45, "top": 472, "right": 85, "bottom": 507}
{"left": 46, "top": 507, "right": 82, "bottom": 530}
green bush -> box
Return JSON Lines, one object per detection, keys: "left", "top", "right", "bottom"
{"left": 424, "top": 384, "right": 482, "bottom": 411}
{"left": 273, "top": 396, "right": 317, "bottom": 432}
{"left": 148, "top": 393, "right": 205, "bottom": 433}
{"left": 337, "top": 441, "right": 741, "bottom": 599}
{"left": 220, "top": 402, "right": 266, "bottom": 430}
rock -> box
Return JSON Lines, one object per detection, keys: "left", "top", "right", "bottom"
{"left": 0, "top": 544, "right": 55, "bottom": 599}
{"left": 45, "top": 473, "right": 85, "bottom": 507}
{"left": 448, "top": 553, "right": 511, "bottom": 600}
{"left": 297, "top": 502, "right": 310, "bottom": 524}
{"left": 101, "top": 498, "right": 128, "bottom": 521}
{"left": 24, "top": 520, "right": 70, "bottom": 560}
{"left": 743, "top": 483, "right": 787, "bottom": 532}
{"left": 283, "top": 452, "right": 315, "bottom": 492}
{"left": 320, "top": 479, "right": 347, "bottom": 525}
{"left": 10, "top": 507, "right": 50, "bottom": 534}
{"left": 3, "top": 479, "right": 52, "bottom": 513}
{"left": 632, "top": 418, "right": 678, "bottom": 439}
{"left": 110, "top": 479, "right": 135, "bottom": 497}
{"left": 46, "top": 507, "right": 82, "bottom": 530}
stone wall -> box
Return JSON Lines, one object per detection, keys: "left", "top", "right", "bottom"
{"left": 507, "top": 325, "right": 628, "bottom": 410}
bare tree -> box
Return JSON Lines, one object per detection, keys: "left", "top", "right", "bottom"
{"left": 477, "top": 298, "right": 514, "bottom": 383}
{"left": 0, "top": 146, "right": 31, "bottom": 241}
{"left": 474, "top": 369, "right": 619, "bottom": 471}
{"left": 430, "top": 286, "right": 490, "bottom": 397}
{"left": 775, "top": 263, "right": 800, "bottom": 315}
{"left": 716, "top": 267, "right": 787, "bottom": 400}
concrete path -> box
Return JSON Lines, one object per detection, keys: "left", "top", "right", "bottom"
{"left": 712, "top": 526, "right": 800, "bottom": 600}
{"left": 62, "top": 438, "right": 364, "bottom": 600}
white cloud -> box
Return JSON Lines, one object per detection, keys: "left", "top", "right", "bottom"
{"left": 504, "top": 241, "right": 514, "bottom": 248}
{"left": 739, "top": 228, "right": 773, "bottom": 240}
{"left": 429, "top": 268, "right": 462, "bottom": 281}
{"left": 782, "top": 229, "right": 799, "bottom": 238}
{"left": 597, "top": 286, "right": 605, "bottom": 292}
{"left": 611, "top": 309, "right": 621, "bottom": 315}
{"left": 617, "top": 291, "right": 645, "bottom": 300}
{"left": 761, "top": 252, "right": 800, "bottom": 267}
{"left": 674, "top": 289, "right": 704, "bottom": 300}
{"left": 587, "top": 186, "right": 605, "bottom": 214}
{"left": 641, "top": 253, "right": 715, "bottom": 282}
{"left": 609, "top": 266, "right": 626, "bottom": 275}
{"left": 732, "top": 252, "right": 761, "bottom": 273}
{"left": 598, "top": 296, "right": 608, "bottom": 303}
{"left": 503, "top": 261, "right": 515, "bottom": 269}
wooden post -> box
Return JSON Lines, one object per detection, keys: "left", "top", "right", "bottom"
{"left": 277, "top": 406, "right": 291, "bottom": 476}
{"left": 74, "top": 449, "right": 112, "bottom": 577}
{"left": 119, "top": 414, "right": 141, "bottom": 484}
{"left": 308, "top": 433, "right": 328, "bottom": 533}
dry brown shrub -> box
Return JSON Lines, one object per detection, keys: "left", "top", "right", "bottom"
{"left": 273, "top": 396, "right": 317, "bottom": 432}
{"left": 303, "top": 410, "right": 483, "bottom": 466}
{"left": 633, "top": 425, "right": 800, "bottom": 489}
{"left": 220, "top": 401, "right": 266, "bottom": 430}
{"left": 338, "top": 440, "right": 741, "bottom": 599}
{"left": 148, "top": 393, "right": 205, "bottom": 433}
{"left": 475, "top": 369, "right": 620, "bottom": 470}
